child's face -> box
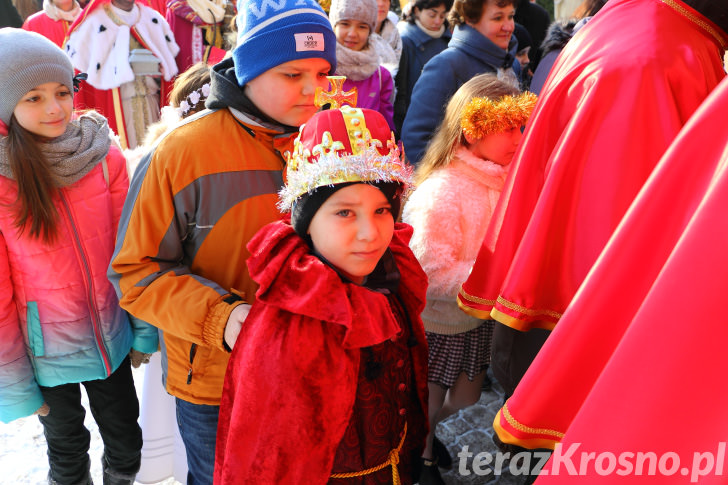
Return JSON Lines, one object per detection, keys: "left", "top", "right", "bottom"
{"left": 13, "top": 82, "right": 73, "bottom": 139}
{"left": 53, "top": 0, "right": 74, "bottom": 11}
{"left": 245, "top": 58, "right": 331, "bottom": 127}
{"left": 467, "top": 127, "right": 522, "bottom": 165}
{"left": 334, "top": 20, "right": 371, "bottom": 51}
{"left": 470, "top": 1, "right": 515, "bottom": 50}
{"left": 308, "top": 183, "right": 395, "bottom": 284}
{"left": 415, "top": 4, "right": 448, "bottom": 32}
{"left": 376, "top": 0, "right": 390, "bottom": 26}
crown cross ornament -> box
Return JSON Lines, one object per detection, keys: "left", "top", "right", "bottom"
{"left": 315, "top": 76, "right": 358, "bottom": 109}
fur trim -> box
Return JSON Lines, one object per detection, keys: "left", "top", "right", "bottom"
{"left": 66, "top": 3, "right": 179, "bottom": 90}
{"left": 540, "top": 20, "right": 578, "bottom": 57}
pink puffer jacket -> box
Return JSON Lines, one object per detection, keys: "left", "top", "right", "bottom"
{"left": 0, "top": 146, "right": 158, "bottom": 423}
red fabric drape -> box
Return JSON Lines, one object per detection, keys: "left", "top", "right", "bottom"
{"left": 457, "top": 0, "right": 727, "bottom": 331}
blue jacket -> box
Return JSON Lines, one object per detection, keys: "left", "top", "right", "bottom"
{"left": 401, "top": 24, "right": 519, "bottom": 166}
{"left": 394, "top": 22, "right": 451, "bottom": 136}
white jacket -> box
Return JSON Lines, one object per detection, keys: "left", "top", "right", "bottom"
{"left": 402, "top": 147, "right": 509, "bottom": 334}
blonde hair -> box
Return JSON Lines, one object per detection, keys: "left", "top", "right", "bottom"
{"left": 414, "top": 73, "right": 520, "bottom": 185}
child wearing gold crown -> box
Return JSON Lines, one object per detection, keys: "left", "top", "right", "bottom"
{"left": 401, "top": 73, "right": 536, "bottom": 485}
{"left": 214, "top": 105, "right": 430, "bottom": 484}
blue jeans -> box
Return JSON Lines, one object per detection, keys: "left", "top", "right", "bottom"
{"left": 175, "top": 398, "right": 219, "bottom": 485}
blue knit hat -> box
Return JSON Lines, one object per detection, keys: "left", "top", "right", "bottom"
{"left": 233, "top": 0, "right": 337, "bottom": 87}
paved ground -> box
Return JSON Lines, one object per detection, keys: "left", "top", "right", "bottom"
{"left": 434, "top": 372, "right": 533, "bottom": 485}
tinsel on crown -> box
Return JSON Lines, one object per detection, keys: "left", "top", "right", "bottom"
{"left": 461, "top": 91, "right": 538, "bottom": 139}
{"left": 278, "top": 104, "right": 414, "bottom": 212}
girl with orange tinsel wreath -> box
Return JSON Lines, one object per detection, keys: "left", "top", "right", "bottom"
{"left": 401, "top": 73, "right": 536, "bottom": 485}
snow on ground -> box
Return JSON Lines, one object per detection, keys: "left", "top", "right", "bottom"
{"left": 0, "top": 366, "right": 179, "bottom": 485}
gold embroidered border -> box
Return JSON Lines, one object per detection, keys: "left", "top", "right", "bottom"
{"left": 502, "top": 401, "right": 565, "bottom": 439}
{"left": 661, "top": 0, "right": 728, "bottom": 50}
{"left": 495, "top": 296, "right": 563, "bottom": 319}
{"left": 111, "top": 87, "right": 128, "bottom": 150}
{"left": 458, "top": 285, "right": 496, "bottom": 306}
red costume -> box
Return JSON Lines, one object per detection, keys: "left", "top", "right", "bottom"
{"left": 23, "top": 9, "right": 72, "bottom": 47}
{"left": 458, "top": 0, "right": 728, "bottom": 331}
{"left": 65, "top": 0, "right": 179, "bottom": 149}
{"left": 215, "top": 221, "right": 429, "bottom": 484}
{"left": 504, "top": 75, "right": 728, "bottom": 484}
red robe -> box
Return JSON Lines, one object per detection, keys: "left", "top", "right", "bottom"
{"left": 214, "top": 221, "right": 429, "bottom": 484}
{"left": 67, "top": 0, "right": 177, "bottom": 149}
{"left": 457, "top": 0, "right": 728, "bottom": 331}
{"left": 503, "top": 75, "right": 728, "bottom": 483}
{"left": 22, "top": 10, "right": 71, "bottom": 47}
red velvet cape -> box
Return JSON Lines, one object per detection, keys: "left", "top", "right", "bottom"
{"left": 500, "top": 75, "right": 728, "bottom": 483}
{"left": 457, "top": 0, "right": 727, "bottom": 331}
{"left": 214, "top": 221, "right": 429, "bottom": 484}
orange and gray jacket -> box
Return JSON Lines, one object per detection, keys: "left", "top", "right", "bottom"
{"left": 109, "top": 93, "right": 297, "bottom": 404}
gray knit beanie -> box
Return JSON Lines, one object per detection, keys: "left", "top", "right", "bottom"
{"left": 0, "top": 28, "right": 74, "bottom": 125}
{"left": 329, "top": 0, "right": 378, "bottom": 33}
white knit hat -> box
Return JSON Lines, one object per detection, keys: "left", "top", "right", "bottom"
{"left": 329, "top": 0, "right": 378, "bottom": 33}
{"left": 0, "top": 28, "right": 74, "bottom": 125}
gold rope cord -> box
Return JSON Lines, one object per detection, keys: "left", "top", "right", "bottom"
{"left": 330, "top": 422, "right": 408, "bottom": 485}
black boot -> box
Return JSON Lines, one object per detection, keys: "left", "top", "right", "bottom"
{"left": 102, "top": 466, "right": 135, "bottom": 485}
{"left": 47, "top": 472, "right": 93, "bottom": 485}
{"left": 418, "top": 457, "right": 446, "bottom": 485}
{"left": 432, "top": 436, "right": 452, "bottom": 469}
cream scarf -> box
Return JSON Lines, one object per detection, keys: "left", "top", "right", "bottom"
{"left": 43, "top": 0, "right": 81, "bottom": 22}
{"left": 186, "top": 0, "right": 226, "bottom": 25}
{"left": 415, "top": 19, "right": 446, "bottom": 39}
{"left": 0, "top": 112, "right": 112, "bottom": 187}
{"left": 334, "top": 41, "right": 380, "bottom": 81}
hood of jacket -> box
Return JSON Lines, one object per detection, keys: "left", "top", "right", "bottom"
{"left": 449, "top": 23, "right": 518, "bottom": 70}
{"left": 540, "top": 20, "right": 578, "bottom": 57}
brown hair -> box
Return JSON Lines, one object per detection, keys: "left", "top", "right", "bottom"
{"left": 168, "top": 62, "right": 212, "bottom": 114}
{"left": 414, "top": 73, "right": 519, "bottom": 185}
{"left": 571, "top": 0, "right": 607, "bottom": 19}
{"left": 448, "top": 0, "right": 516, "bottom": 27}
{"left": 6, "top": 115, "right": 60, "bottom": 243}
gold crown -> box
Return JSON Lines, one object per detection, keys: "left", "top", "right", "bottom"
{"left": 278, "top": 104, "right": 413, "bottom": 212}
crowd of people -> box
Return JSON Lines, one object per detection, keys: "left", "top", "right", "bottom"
{"left": 1, "top": 0, "right": 727, "bottom": 484}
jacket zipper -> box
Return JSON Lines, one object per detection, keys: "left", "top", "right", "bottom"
{"left": 187, "top": 343, "right": 197, "bottom": 384}
{"left": 60, "top": 192, "right": 113, "bottom": 376}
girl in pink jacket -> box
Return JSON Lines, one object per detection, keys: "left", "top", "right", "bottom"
{"left": 402, "top": 73, "right": 536, "bottom": 485}
{"left": 0, "top": 28, "right": 157, "bottom": 485}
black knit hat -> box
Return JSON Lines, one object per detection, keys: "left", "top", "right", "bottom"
{"left": 291, "top": 181, "right": 402, "bottom": 238}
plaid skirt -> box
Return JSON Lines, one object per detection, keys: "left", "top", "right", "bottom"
{"left": 426, "top": 320, "right": 494, "bottom": 388}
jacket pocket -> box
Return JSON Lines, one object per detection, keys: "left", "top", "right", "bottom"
{"left": 26, "top": 302, "right": 45, "bottom": 357}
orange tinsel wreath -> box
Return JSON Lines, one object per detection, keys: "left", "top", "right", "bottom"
{"left": 461, "top": 91, "right": 538, "bottom": 139}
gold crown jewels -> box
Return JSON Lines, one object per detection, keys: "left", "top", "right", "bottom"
{"left": 278, "top": 104, "right": 414, "bottom": 212}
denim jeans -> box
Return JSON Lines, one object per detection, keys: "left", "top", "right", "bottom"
{"left": 175, "top": 398, "right": 219, "bottom": 485}
{"left": 38, "top": 356, "right": 142, "bottom": 485}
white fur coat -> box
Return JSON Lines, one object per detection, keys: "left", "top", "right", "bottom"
{"left": 66, "top": 3, "right": 179, "bottom": 90}
{"left": 402, "top": 147, "right": 509, "bottom": 334}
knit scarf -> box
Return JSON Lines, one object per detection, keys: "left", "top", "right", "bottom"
{"left": 0, "top": 111, "right": 112, "bottom": 187}
{"left": 43, "top": 0, "right": 81, "bottom": 22}
{"left": 334, "top": 41, "right": 380, "bottom": 81}
{"left": 415, "top": 19, "right": 445, "bottom": 39}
